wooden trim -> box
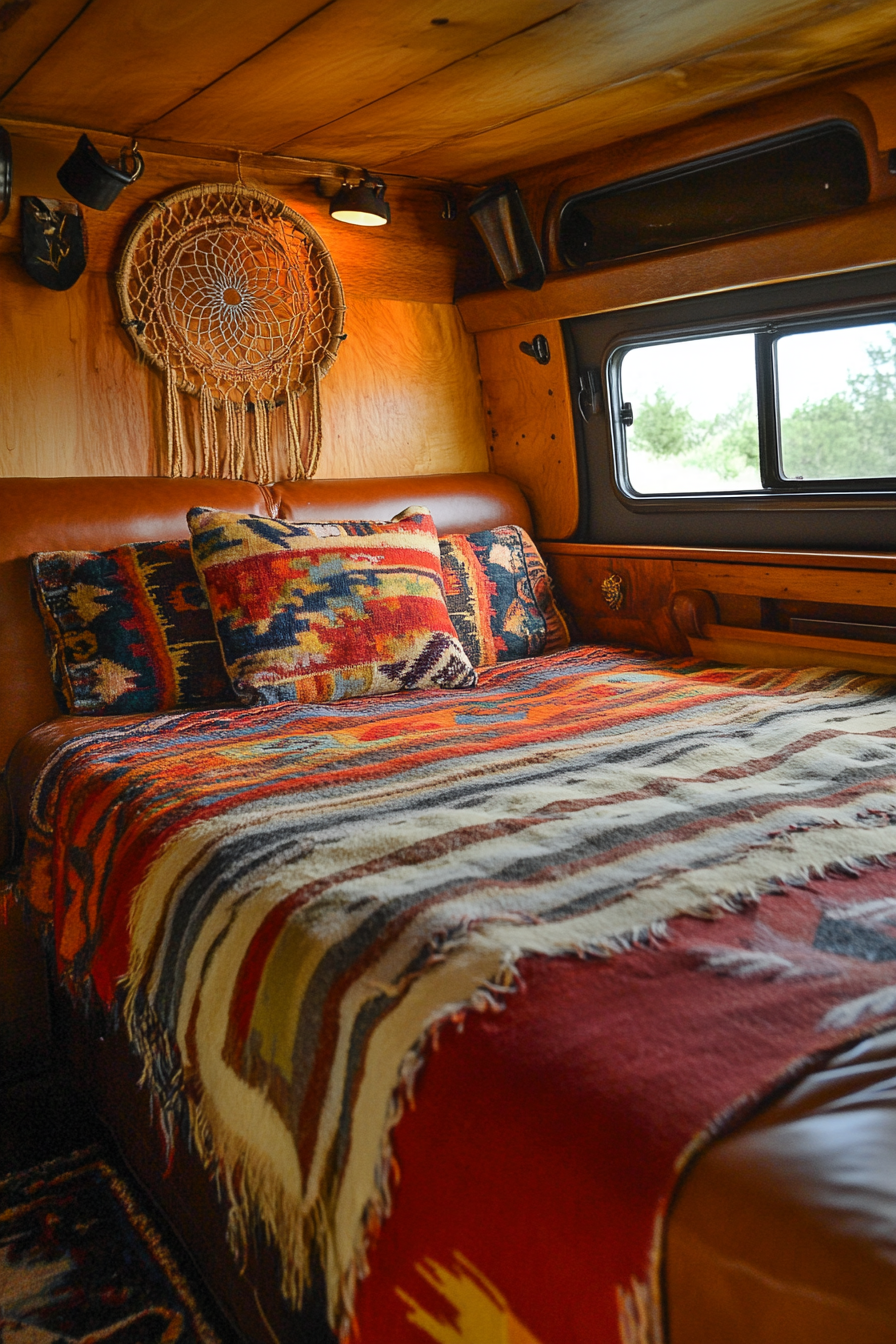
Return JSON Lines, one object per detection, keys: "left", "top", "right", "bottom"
{"left": 476, "top": 320, "right": 579, "bottom": 539}
{"left": 541, "top": 89, "right": 889, "bottom": 273}
{"left": 540, "top": 542, "right": 896, "bottom": 572}
{"left": 688, "top": 623, "right": 896, "bottom": 676}
{"left": 670, "top": 562, "right": 896, "bottom": 607}
{"left": 544, "top": 545, "right": 896, "bottom": 675}
{"left": 458, "top": 197, "right": 896, "bottom": 334}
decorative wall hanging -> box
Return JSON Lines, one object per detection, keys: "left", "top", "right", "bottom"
{"left": 21, "top": 197, "right": 87, "bottom": 290}
{"left": 57, "top": 133, "right": 144, "bottom": 211}
{"left": 117, "top": 182, "right": 345, "bottom": 481}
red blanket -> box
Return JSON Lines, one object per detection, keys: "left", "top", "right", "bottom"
{"left": 355, "top": 862, "right": 896, "bottom": 1343}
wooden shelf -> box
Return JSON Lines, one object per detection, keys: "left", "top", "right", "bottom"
{"left": 688, "top": 623, "right": 896, "bottom": 676}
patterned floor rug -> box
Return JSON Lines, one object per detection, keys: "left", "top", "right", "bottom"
{"left": 0, "top": 1146, "right": 224, "bottom": 1343}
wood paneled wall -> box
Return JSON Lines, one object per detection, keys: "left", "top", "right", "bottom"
{"left": 477, "top": 320, "right": 578, "bottom": 539}
{"left": 462, "top": 69, "right": 896, "bottom": 541}
{"left": 0, "top": 125, "right": 489, "bottom": 480}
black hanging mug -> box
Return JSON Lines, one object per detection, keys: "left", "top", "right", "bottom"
{"left": 57, "top": 134, "right": 144, "bottom": 211}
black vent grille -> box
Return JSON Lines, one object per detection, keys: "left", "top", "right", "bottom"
{"left": 559, "top": 121, "right": 870, "bottom": 270}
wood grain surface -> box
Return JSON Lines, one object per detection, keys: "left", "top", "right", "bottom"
{"left": 0, "top": 0, "right": 85, "bottom": 98}
{"left": 547, "top": 551, "right": 688, "bottom": 655}
{"left": 0, "top": 255, "right": 488, "bottom": 479}
{"left": 0, "top": 126, "right": 467, "bottom": 304}
{"left": 2, "top": 0, "right": 896, "bottom": 187}
{"left": 377, "top": 0, "right": 896, "bottom": 178}
{"left": 146, "top": 0, "right": 566, "bottom": 153}
{"left": 541, "top": 543, "right": 896, "bottom": 572}
{"left": 476, "top": 320, "right": 578, "bottom": 539}
{"left": 459, "top": 195, "right": 896, "bottom": 332}
{"left": 671, "top": 560, "right": 896, "bottom": 608}
{"left": 0, "top": 0, "right": 324, "bottom": 130}
{"left": 0, "top": 258, "right": 158, "bottom": 477}
{"left": 689, "top": 624, "right": 896, "bottom": 675}
{"left": 0, "top": 126, "right": 489, "bottom": 481}
{"left": 544, "top": 545, "right": 896, "bottom": 665}
{"left": 316, "top": 298, "right": 488, "bottom": 479}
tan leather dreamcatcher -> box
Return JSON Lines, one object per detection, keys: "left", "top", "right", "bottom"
{"left": 117, "top": 182, "right": 344, "bottom": 481}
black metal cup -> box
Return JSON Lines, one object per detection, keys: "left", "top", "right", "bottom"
{"left": 57, "top": 134, "right": 144, "bottom": 211}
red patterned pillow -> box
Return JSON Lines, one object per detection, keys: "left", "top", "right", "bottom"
{"left": 439, "top": 526, "right": 570, "bottom": 668}
{"left": 188, "top": 505, "right": 477, "bottom": 705}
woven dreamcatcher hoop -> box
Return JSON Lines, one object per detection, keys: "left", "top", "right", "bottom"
{"left": 117, "top": 182, "right": 345, "bottom": 481}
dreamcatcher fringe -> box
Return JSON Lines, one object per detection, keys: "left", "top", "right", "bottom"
{"left": 165, "top": 381, "right": 320, "bottom": 484}
{"left": 164, "top": 367, "right": 187, "bottom": 478}
{"left": 286, "top": 390, "right": 304, "bottom": 481}
{"left": 223, "top": 401, "right": 242, "bottom": 478}
{"left": 307, "top": 371, "right": 323, "bottom": 480}
{"left": 199, "top": 387, "right": 219, "bottom": 478}
{"left": 284, "top": 375, "right": 323, "bottom": 481}
{"left": 254, "top": 401, "right": 273, "bottom": 484}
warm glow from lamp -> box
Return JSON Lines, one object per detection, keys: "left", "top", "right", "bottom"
{"left": 330, "top": 177, "right": 391, "bottom": 226}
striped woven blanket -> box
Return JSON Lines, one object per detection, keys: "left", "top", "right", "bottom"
{"left": 17, "top": 645, "right": 896, "bottom": 1338}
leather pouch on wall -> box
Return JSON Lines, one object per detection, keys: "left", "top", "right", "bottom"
{"left": 21, "top": 196, "right": 87, "bottom": 290}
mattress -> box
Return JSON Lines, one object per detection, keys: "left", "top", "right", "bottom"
{"left": 12, "top": 646, "right": 896, "bottom": 1343}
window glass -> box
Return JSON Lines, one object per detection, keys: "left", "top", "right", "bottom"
{"left": 620, "top": 333, "right": 761, "bottom": 493}
{"left": 777, "top": 321, "right": 896, "bottom": 480}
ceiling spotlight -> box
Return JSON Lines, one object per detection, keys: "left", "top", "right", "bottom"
{"left": 330, "top": 175, "right": 390, "bottom": 227}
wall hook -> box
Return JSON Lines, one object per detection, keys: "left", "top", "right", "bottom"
{"left": 520, "top": 334, "right": 550, "bottom": 364}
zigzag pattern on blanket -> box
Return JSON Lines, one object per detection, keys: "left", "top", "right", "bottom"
{"left": 17, "top": 646, "right": 896, "bottom": 1337}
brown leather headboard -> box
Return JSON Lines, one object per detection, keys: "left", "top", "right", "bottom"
{"left": 0, "top": 472, "right": 531, "bottom": 868}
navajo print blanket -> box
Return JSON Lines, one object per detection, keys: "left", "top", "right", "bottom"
{"left": 16, "top": 646, "right": 896, "bottom": 1342}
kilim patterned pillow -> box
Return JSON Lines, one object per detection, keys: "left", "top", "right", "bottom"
{"left": 439, "top": 526, "right": 571, "bottom": 668}
{"left": 30, "top": 541, "right": 236, "bottom": 715}
{"left": 187, "top": 505, "right": 478, "bottom": 705}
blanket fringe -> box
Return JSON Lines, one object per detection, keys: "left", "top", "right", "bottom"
{"left": 117, "top": 830, "right": 896, "bottom": 1338}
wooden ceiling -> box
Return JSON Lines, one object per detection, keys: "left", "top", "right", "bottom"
{"left": 2, "top": 0, "right": 896, "bottom": 183}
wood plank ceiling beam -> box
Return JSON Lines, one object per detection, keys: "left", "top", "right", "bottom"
{"left": 0, "top": 0, "right": 87, "bottom": 98}
{"left": 0, "top": 0, "right": 330, "bottom": 131}
{"left": 2, "top": 0, "right": 896, "bottom": 188}
{"left": 303, "top": 0, "right": 896, "bottom": 177}
{"left": 143, "top": 0, "right": 571, "bottom": 154}
{"left": 394, "top": 1, "right": 896, "bottom": 178}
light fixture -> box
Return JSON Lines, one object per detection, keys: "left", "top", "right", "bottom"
{"left": 468, "top": 179, "right": 545, "bottom": 291}
{"left": 329, "top": 175, "right": 390, "bottom": 227}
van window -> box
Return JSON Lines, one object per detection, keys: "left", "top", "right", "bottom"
{"left": 612, "top": 315, "right": 896, "bottom": 499}
{"left": 777, "top": 322, "right": 896, "bottom": 482}
{"left": 564, "top": 264, "right": 896, "bottom": 550}
{"left": 620, "top": 332, "right": 761, "bottom": 494}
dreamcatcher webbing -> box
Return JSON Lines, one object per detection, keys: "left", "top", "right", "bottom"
{"left": 118, "top": 183, "right": 344, "bottom": 481}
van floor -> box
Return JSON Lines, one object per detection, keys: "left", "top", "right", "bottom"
{"left": 0, "top": 1067, "right": 243, "bottom": 1342}
{"left": 0, "top": 1068, "right": 103, "bottom": 1171}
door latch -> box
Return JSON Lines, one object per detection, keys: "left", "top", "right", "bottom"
{"left": 577, "top": 368, "right": 601, "bottom": 421}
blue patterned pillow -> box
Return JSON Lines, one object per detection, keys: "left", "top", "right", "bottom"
{"left": 31, "top": 540, "right": 235, "bottom": 714}
{"left": 439, "top": 527, "right": 570, "bottom": 667}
